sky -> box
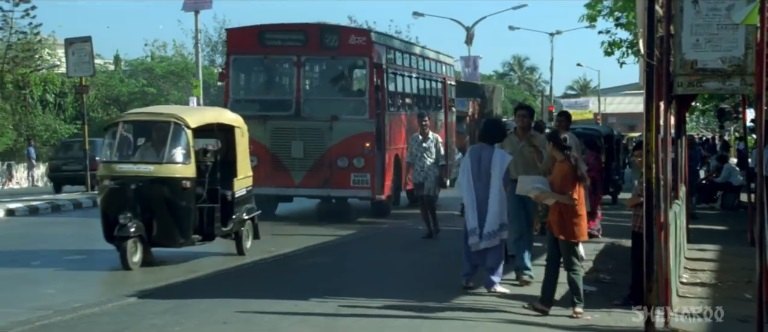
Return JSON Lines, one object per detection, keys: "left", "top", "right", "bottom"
{"left": 35, "top": 0, "right": 641, "bottom": 96}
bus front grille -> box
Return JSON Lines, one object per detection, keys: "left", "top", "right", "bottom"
{"left": 270, "top": 127, "right": 327, "bottom": 171}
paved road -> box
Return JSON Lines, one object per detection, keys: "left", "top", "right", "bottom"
{"left": 0, "top": 188, "right": 648, "bottom": 332}
{"left": 0, "top": 196, "right": 399, "bottom": 331}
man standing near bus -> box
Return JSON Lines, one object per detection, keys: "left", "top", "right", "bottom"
{"left": 407, "top": 111, "right": 447, "bottom": 239}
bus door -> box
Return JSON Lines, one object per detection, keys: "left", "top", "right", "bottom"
{"left": 373, "top": 63, "right": 386, "bottom": 195}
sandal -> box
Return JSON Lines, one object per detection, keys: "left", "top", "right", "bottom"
{"left": 571, "top": 307, "right": 584, "bottom": 319}
{"left": 523, "top": 302, "right": 550, "bottom": 316}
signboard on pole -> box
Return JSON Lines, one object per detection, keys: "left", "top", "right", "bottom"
{"left": 460, "top": 56, "right": 481, "bottom": 82}
{"left": 673, "top": 0, "right": 755, "bottom": 95}
{"left": 181, "top": 0, "right": 212, "bottom": 12}
{"left": 64, "top": 36, "right": 95, "bottom": 78}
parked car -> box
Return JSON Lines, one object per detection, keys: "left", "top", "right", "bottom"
{"left": 46, "top": 138, "right": 103, "bottom": 193}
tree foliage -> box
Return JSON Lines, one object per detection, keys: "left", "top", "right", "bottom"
{"left": 481, "top": 54, "right": 548, "bottom": 116}
{"left": 0, "top": 3, "right": 226, "bottom": 159}
{"left": 563, "top": 74, "right": 598, "bottom": 97}
{"left": 346, "top": 15, "right": 420, "bottom": 43}
{"left": 580, "top": 0, "right": 640, "bottom": 67}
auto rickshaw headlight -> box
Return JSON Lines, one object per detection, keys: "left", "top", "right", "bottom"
{"left": 352, "top": 157, "right": 365, "bottom": 168}
{"left": 118, "top": 212, "right": 133, "bottom": 225}
{"left": 336, "top": 157, "right": 349, "bottom": 168}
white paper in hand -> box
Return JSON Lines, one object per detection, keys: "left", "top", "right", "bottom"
{"left": 515, "top": 175, "right": 551, "bottom": 197}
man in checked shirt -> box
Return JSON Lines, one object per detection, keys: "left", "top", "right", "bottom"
{"left": 615, "top": 140, "right": 646, "bottom": 307}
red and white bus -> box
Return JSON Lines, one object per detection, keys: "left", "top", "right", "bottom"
{"left": 222, "top": 23, "right": 457, "bottom": 218}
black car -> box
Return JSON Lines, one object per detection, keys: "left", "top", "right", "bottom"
{"left": 46, "top": 138, "right": 103, "bottom": 193}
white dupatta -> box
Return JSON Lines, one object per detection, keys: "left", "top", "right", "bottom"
{"left": 458, "top": 145, "right": 513, "bottom": 251}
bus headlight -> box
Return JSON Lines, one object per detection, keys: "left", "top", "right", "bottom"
{"left": 352, "top": 156, "right": 365, "bottom": 168}
{"left": 250, "top": 156, "right": 258, "bottom": 167}
{"left": 336, "top": 157, "right": 349, "bottom": 168}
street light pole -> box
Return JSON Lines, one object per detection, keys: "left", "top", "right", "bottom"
{"left": 549, "top": 34, "right": 554, "bottom": 114}
{"left": 576, "top": 62, "right": 602, "bottom": 123}
{"left": 509, "top": 24, "right": 595, "bottom": 122}
{"left": 413, "top": 4, "right": 528, "bottom": 57}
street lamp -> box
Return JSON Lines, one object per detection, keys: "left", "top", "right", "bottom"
{"left": 412, "top": 4, "right": 528, "bottom": 56}
{"left": 508, "top": 24, "right": 595, "bottom": 122}
{"left": 576, "top": 62, "right": 602, "bottom": 122}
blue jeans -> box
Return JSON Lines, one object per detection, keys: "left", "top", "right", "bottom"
{"left": 507, "top": 188, "right": 536, "bottom": 279}
{"left": 462, "top": 231, "right": 505, "bottom": 289}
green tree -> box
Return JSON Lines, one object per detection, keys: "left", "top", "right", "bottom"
{"left": 481, "top": 54, "right": 547, "bottom": 116}
{"left": 579, "top": 0, "right": 640, "bottom": 67}
{"left": 563, "top": 74, "right": 598, "bottom": 97}
{"left": 495, "top": 54, "right": 547, "bottom": 93}
{"left": 0, "top": 1, "right": 82, "bottom": 158}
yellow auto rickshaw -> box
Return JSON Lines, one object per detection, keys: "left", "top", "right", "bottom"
{"left": 97, "top": 105, "right": 260, "bottom": 270}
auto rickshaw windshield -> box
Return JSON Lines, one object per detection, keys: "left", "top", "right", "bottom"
{"left": 101, "top": 121, "right": 191, "bottom": 164}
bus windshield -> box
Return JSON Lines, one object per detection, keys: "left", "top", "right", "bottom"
{"left": 302, "top": 57, "right": 368, "bottom": 118}
{"left": 229, "top": 56, "right": 296, "bottom": 115}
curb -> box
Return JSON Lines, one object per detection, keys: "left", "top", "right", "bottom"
{"left": 0, "top": 195, "right": 98, "bottom": 217}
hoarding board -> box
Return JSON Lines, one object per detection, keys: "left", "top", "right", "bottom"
{"left": 673, "top": 0, "right": 756, "bottom": 95}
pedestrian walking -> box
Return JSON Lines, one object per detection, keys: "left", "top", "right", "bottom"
{"left": 500, "top": 103, "right": 546, "bottom": 285}
{"left": 583, "top": 138, "right": 604, "bottom": 238}
{"left": 2, "top": 162, "right": 14, "bottom": 188}
{"left": 615, "top": 141, "right": 647, "bottom": 306}
{"left": 406, "top": 111, "right": 447, "bottom": 239}
{"left": 524, "top": 130, "right": 589, "bottom": 319}
{"left": 26, "top": 138, "right": 37, "bottom": 187}
{"left": 457, "top": 117, "right": 513, "bottom": 294}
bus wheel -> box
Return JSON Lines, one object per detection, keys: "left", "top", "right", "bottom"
{"left": 316, "top": 199, "right": 333, "bottom": 221}
{"left": 370, "top": 199, "right": 392, "bottom": 218}
{"left": 332, "top": 199, "right": 353, "bottom": 221}
{"left": 256, "top": 197, "right": 279, "bottom": 217}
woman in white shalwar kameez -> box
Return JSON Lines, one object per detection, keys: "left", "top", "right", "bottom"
{"left": 458, "top": 118, "right": 514, "bottom": 294}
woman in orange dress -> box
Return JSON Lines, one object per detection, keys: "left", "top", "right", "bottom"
{"left": 524, "top": 131, "right": 589, "bottom": 319}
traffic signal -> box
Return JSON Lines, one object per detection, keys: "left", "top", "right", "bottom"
{"left": 547, "top": 105, "right": 555, "bottom": 122}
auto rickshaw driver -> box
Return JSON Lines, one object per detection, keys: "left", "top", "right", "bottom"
{"left": 133, "top": 123, "right": 170, "bottom": 162}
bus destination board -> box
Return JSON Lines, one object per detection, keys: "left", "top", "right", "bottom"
{"left": 259, "top": 30, "right": 307, "bottom": 47}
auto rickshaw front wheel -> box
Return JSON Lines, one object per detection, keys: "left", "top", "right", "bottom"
{"left": 117, "top": 237, "right": 144, "bottom": 271}
{"left": 235, "top": 219, "right": 254, "bottom": 256}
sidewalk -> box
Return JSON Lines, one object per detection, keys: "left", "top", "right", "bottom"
{"left": 669, "top": 206, "right": 755, "bottom": 331}
{"left": 0, "top": 185, "right": 97, "bottom": 218}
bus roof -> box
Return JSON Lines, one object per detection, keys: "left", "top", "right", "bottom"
{"left": 117, "top": 105, "right": 247, "bottom": 129}
{"left": 226, "top": 22, "right": 455, "bottom": 63}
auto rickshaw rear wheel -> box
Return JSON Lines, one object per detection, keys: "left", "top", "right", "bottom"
{"left": 235, "top": 219, "right": 254, "bottom": 256}
{"left": 118, "top": 237, "right": 143, "bottom": 271}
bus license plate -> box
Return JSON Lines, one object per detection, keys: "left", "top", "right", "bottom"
{"left": 350, "top": 173, "right": 370, "bottom": 187}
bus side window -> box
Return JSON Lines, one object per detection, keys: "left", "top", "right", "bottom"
{"left": 417, "top": 78, "right": 428, "bottom": 111}
{"left": 403, "top": 75, "right": 413, "bottom": 112}
{"left": 387, "top": 71, "right": 397, "bottom": 112}
{"left": 436, "top": 80, "right": 444, "bottom": 111}
{"left": 395, "top": 51, "right": 403, "bottom": 66}
{"left": 398, "top": 76, "right": 405, "bottom": 113}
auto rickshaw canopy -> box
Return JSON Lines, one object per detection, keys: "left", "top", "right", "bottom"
{"left": 104, "top": 105, "right": 253, "bottom": 186}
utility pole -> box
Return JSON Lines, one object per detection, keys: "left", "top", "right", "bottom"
{"left": 182, "top": 0, "right": 213, "bottom": 106}
{"left": 64, "top": 36, "right": 96, "bottom": 192}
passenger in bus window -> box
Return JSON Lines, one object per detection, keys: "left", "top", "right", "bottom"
{"left": 406, "top": 111, "right": 447, "bottom": 239}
